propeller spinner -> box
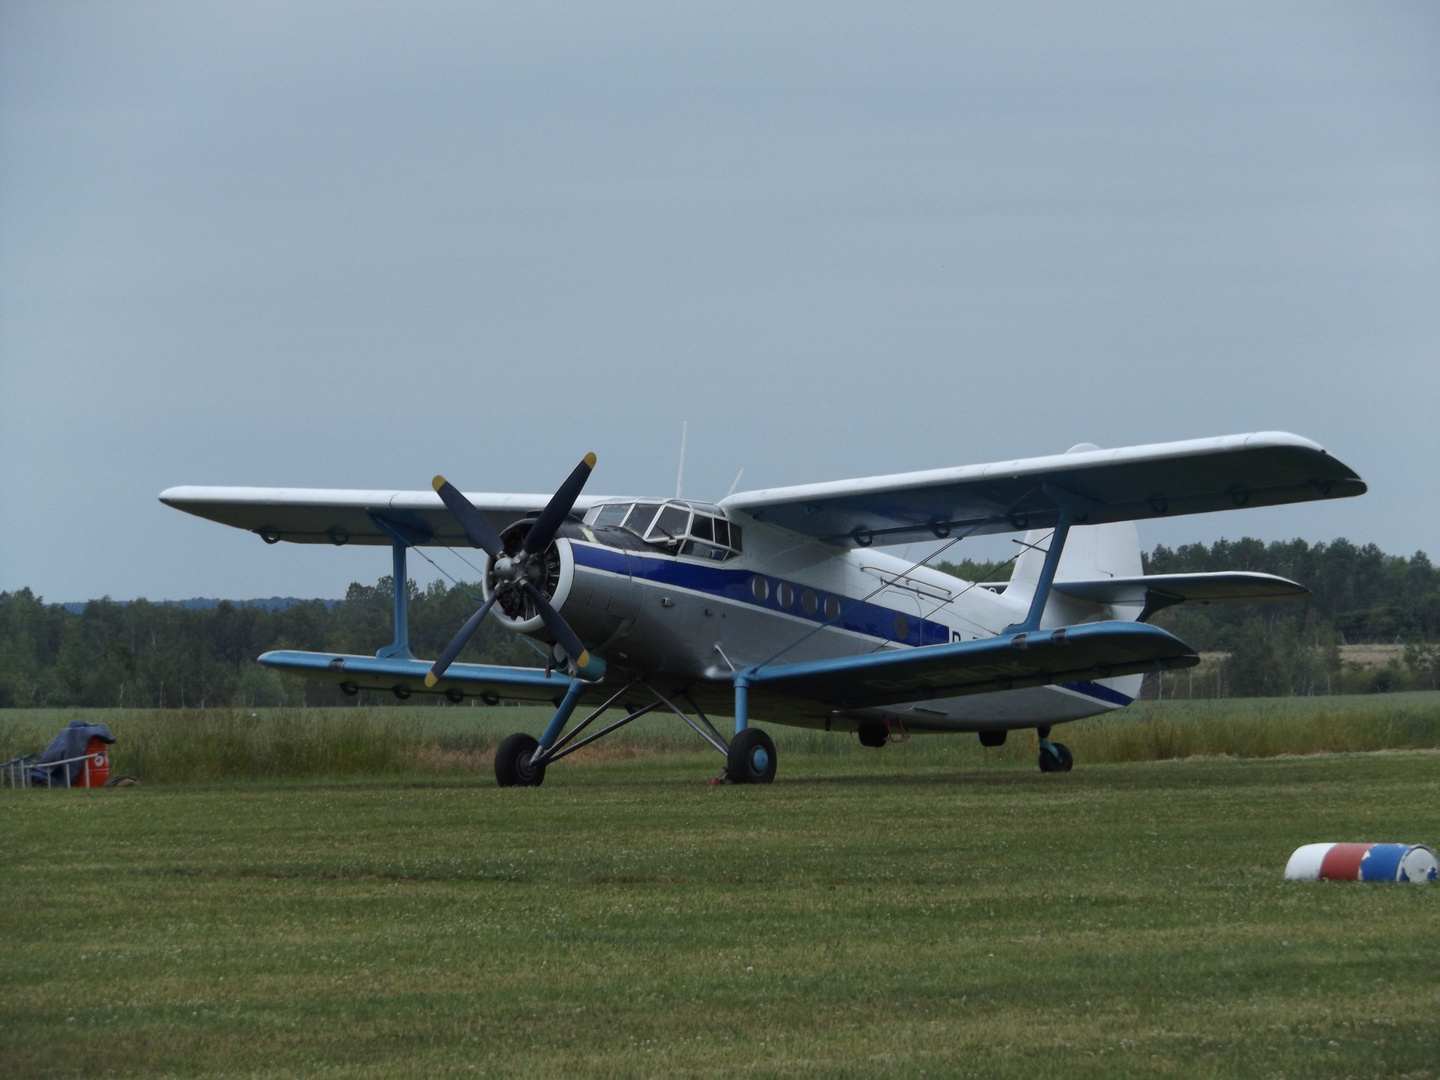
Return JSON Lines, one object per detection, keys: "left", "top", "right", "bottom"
{"left": 424, "top": 453, "right": 600, "bottom": 687}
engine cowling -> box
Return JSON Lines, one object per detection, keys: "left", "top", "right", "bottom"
{"left": 482, "top": 520, "right": 576, "bottom": 638}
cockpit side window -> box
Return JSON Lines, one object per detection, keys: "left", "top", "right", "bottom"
{"left": 648, "top": 504, "right": 691, "bottom": 542}
{"left": 623, "top": 503, "right": 661, "bottom": 535}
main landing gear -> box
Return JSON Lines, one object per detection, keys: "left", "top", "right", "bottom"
{"left": 489, "top": 679, "right": 778, "bottom": 787}
{"left": 727, "top": 728, "right": 777, "bottom": 784}
{"left": 1036, "top": 726, "right": 1073, "bottom": 773}
{"left": 494, "top": 732, "right": 547, "bottom": 787}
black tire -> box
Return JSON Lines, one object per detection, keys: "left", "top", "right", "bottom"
{"left": 445, "top": 688, "right": 465, "bottom": 704}
{"left": 857, "top": 723, "right": 888, "bottom": 748}
{"left": 728, "top": 728, "right": 777, "bottom": 784}
{"left": 1038, "top": 742, "right": 1074, "bottom": 773}
{"left": 978, "top": 730, "right": 1007, "bottom": 748}
{"left": 339, "top": 682, "right": 359, "bottom": 697}
{"left": 391, "top": 685, "right": 411, "bottom": 700}
{"left": 494, "top": 732, "right": 546, "bottom": 788}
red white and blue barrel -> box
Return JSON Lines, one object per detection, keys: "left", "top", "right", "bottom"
{"left": 1285, "top": 843, "right": 1438, "bottom": 883}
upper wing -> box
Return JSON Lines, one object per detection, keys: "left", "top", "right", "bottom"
{"left": 746, "top": 621, "right": 1198, "bottom": 712}
{"left": 721, "top": 432, "right": 1364, "bottom": 547}
{"left": 159, "top": 486, "right": 626, "bottom": 546}
{"left": 1052, "top": 571, "right": 1310, "bottom": 607}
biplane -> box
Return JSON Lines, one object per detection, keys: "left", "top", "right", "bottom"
{"left": 161, "top": 432, "right": 1364, "bottom": 785}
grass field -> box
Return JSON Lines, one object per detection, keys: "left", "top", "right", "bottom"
{"left": 5, "top": 692, "right": 1440, "bottom": 784}
{"left": 3, "top": 706, "right": 1440, "bottom": 1077}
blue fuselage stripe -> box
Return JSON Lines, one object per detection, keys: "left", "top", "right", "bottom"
{"left": 1059, "top": 680, "right": 1134, "bottom": 706}
{"left": 571, "top": 542, "right": 951, "bottom": 647}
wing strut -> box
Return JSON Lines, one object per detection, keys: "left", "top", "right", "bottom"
{"left": 1005, "top": 483, "right": 1090, "bottom": 633}
{"left": 367, "top": 514, "right": 427, "bottom": 660}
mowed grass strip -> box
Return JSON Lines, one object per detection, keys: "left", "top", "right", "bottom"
{"left": 3, "top": 749, "right": 1439, "bottom": 1077}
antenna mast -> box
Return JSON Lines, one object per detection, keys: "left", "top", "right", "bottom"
{"left": 676, "top": 421, "right": 688, "bottom": 499}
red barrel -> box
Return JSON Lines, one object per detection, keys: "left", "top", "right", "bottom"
{"left": 79, "top": 736, "right": 110, "bottom": 788}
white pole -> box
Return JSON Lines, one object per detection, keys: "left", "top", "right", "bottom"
{"left": 676, "top": 421, "right": 687, "bottom": 500}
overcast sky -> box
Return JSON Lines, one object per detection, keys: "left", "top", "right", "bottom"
{"left": 2, "top": 2, "right": 1437, "bottom": 602}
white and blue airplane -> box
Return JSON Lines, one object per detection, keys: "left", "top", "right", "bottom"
{"left": 161, "top": 432, "right": 1364, "bottom": 786}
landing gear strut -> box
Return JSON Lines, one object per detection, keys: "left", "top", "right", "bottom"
{"left": 1035, "top": 726, "right": 1073, "bottom": 773}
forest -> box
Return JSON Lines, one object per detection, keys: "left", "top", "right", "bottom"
{"left": 3, "top": 536, "right": 1437, "bottom": 708}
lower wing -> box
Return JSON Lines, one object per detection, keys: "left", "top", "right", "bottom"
{"left": 258, "top": 650, "right": 574, "bottom": 703}
{"left": 745, "top": 622, "right": 1198, "bottom": 712}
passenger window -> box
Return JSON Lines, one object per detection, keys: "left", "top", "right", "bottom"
{"left": 691, "top": 515, "right": 714, "bottom": 542}
{"left": 593, "top": 504, "right": 629, "bottom": 528}
{"left": 801, "top": 589, "right": 818, "bottom": 616}
{"left": 824, "top": 595, "right": 841, "bottom": 620}
{"left": 649, "top": 505, "right": 690, "bottom": 541}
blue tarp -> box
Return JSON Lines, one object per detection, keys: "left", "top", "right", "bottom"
{"left": 29, "top": 720, "right": 115, "bottom": 787}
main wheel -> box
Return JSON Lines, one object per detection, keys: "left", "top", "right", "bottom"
{"left": 728, "top": 728, "right": 777, "bottom": 784}
{"left": 857, "top": 722, "right": 887, "bottom": 748}
{"left": 495, "top": 732, "right": 546, "bottom": 788}
{"left": 1053, "top": 743, "right": 1073, "bottom": 771}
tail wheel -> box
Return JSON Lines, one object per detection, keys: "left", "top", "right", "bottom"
{"left": 728, "top": 728, "right": 777, "bottom": 784}
{"left": 1038, "top": 743, "right": 1074, "bottom": 773}
{"left": 495, "top": 732, "right": 546, "bottom": 788}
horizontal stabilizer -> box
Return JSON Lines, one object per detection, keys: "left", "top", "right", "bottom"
{"left": 1053, "top": 571, "right": 1309, "bottom": 610}
{"left": 746, "top": 621, "right": 1197, "bottom": 711}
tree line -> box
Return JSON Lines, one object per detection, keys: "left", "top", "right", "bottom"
{"left": 0, "top": 578, "right": 536, "bottom": 709}
{"left": 3, "top": 536, "right": 1437, "bottom": 708}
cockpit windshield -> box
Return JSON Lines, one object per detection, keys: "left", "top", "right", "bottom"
{"left": 584, "top": 500, "right": 742, "bottom": 560}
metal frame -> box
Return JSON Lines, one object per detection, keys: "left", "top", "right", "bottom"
{"left": 4, "top": 750, "right": 104, "bottom": 789}
{"left": 525, "top": 679, "right": 732, "bottom": 770}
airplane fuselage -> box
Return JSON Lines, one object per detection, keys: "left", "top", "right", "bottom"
{"left": 523, "top": 500, "right": 1141, "bottom": 734}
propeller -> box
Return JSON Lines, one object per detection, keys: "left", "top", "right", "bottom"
{"left": 424, "top": 454, "right": 599, "bottom": 687}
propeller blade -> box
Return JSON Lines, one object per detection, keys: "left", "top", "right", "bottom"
{"left": 432, "top": 476, "right": 505, "bottom": 558}
{"left": 522, "top": 582, "right": 593, "bottom": 672}
{"left": 424, "top": 593, "right": 499, "bottom": 687}
{"left": 523, "top": 452, "right": 597, "bottom": 555}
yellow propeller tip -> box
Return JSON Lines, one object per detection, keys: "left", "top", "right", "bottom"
{"left": 576, "top": 650, "right": 590, "bottom": 669}
{"left": 424, "top": 673, "right": 438, "bottom": 688}
{"left": 431, "top": 475, "right": 447, "bottom": 492}
{"left": 583, "top": 452, "right": 597, "bottom": 468}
